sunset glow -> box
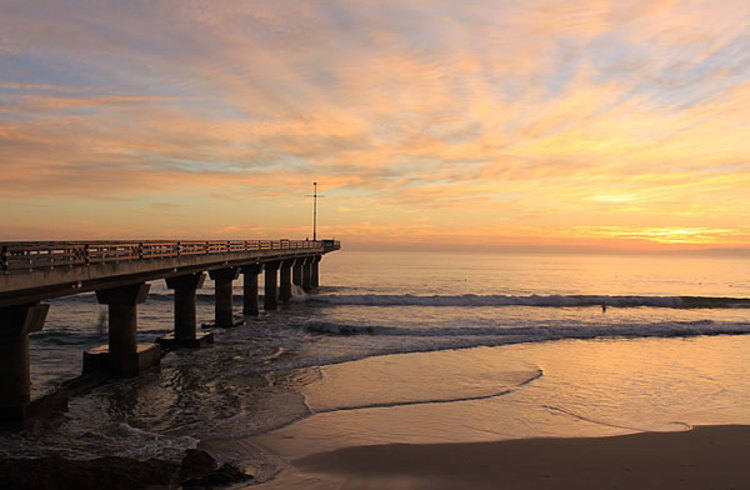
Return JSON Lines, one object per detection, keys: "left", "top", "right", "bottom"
{"left": 1, "top": 0, "right": 748, "bottom": 252}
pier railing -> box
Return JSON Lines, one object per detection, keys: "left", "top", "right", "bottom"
{"left": 0, "top": 240, "right": 340, "bottom": 273}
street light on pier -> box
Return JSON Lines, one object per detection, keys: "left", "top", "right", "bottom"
{"left": 306, "top": 182, "right": 325, "bottom": 241}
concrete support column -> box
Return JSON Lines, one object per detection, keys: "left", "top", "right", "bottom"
{"left": 96, "top": 283, "right": 150, "bottom": 378}
{"left": 166, "top": 273, "right": 205, "bottom": 342}
{"left": 279, "top": 259, "right": 295, "bottom": 304}
{"left": 292, "top": 259, "right": 303, "bottom": 287}
{"left": 0, "top": 303, "right": 49, "bottom": 414}
{"left": 311, "top": 255, "right": 322, "bottom": 289}
{"left": 242, "top": 264, "right": 262, "bottom": 316}
{"left": 264, "top": 261, "right": 281, "bottom": 311}
{"left": 302, "top": 257, "right": 313, "bottom": 292}
{"left": 209, "top": 268, "right": 239, "bottom": 327}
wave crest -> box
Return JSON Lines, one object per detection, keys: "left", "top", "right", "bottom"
{"left": 299, "top": 294, "right": 750, "bottom": 308}
{"left": 299, "top": 319, "right": 750, "bottom": 342}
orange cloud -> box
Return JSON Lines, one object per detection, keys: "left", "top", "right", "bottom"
{"left": 0, "top": 0, "right": 747, "bottom": 250}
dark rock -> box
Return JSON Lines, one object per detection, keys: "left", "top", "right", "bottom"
{"left": 179, "top": 449, "right": 217, "bottom": 487}
{"left": 0, "top": 455, "right": 180, "bottom": 490}
{"left": 179, "top": 449, "right": 253, "bottom": 489}
{"left": 0, "top": 449, "right": 252, "bottom": 490}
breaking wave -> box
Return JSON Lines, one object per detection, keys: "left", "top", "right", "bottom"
{"left": 300, "top": 319, "right": 750, "bottom": 342}
{"left": 298, "top": 294, "right": 750, "bottom": 309}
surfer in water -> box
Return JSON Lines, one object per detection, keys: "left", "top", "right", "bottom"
{"left": 601, "top": 303, "right": 608, "bottom": 314}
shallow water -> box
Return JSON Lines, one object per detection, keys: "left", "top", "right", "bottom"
{"left": 252, "top": 335, "right": 750, "bottom": 457}
{"left": 2, "top": 251, "right": 749, "bottom": 483}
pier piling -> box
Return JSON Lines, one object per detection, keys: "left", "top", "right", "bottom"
{"left": 242, "top": 264, "right": 262, "bottom": 316}
{"left": 302, "top": 257, "right": 313, "bottom": 291}
{"left": 0, "top": 303, "right": 49, "bottom": 423}
{"left": 264, "top": 261, "right": 280, "bottom": 311}
{"left": 293, "top": 259, "right": 303, "bottom": 287}
{"left": 209, "top": 268, "right": 240, "bottom": 327}
{"left": 160, "top": 272, "right": 213, "bottom": 348}
{"left": 279, "top": 259, "right": 295, "bottom": 304}
{"left": 312, "top": 256, "right": 321, "bottom": 289}
{"left": 94, "top": 283, "right": 158, "bottom": 378}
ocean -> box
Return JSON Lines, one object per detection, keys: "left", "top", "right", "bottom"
{"left": 2, "top": 251, "right": 750, "bottom": 484}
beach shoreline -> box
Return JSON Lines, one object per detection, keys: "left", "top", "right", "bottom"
{"left": 266, "top": 424, "right": 750, "bottom": 489}
{"left": 244, "top": 335, "right": 750, "bottom": 488}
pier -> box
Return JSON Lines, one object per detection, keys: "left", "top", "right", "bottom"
{"left": 0, "top": 239, "right": 340, "bottom": 427}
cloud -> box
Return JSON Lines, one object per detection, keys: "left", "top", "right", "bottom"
{"left": 0, "top": 0, "right": 747, "bottom": 248}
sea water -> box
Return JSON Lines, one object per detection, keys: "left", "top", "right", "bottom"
{"left": 1, "top": 251, "right": 749, "bottom": 481}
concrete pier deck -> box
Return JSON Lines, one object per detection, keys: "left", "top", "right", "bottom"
{"left": 0, "top": 239, "right": 339, "bottom": 307}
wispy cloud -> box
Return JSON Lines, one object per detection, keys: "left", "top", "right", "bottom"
{"left": 1, "top": 0, "right": 747, "bottom": 249}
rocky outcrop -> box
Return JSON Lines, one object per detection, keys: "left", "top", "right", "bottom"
{"left": 0, "top": 449, "right": 252, "bottom": 490}
{"left": 180, "top": 449, "right": 253, "bottom": 490}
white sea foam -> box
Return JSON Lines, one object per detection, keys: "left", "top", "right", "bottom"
{"left": 297, "top": 293, "right": 750, "bottom": 308}
{"left": 110, "top": 423, "right": 200, "bottom": 461}
{"left": 303, "top": 318, "right": 750, "bottom": 338}
{"left": 291, "top": 284, "right": 307, "bottom": 297}
{"left": 297, "top": 293, "right": 689, "bottom": 307}
{"left": 238, "top": 318, "right": 750, "bottom": 376}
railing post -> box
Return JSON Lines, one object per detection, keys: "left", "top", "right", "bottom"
{"left": 138, "top": 242, "right": 144, "bottom": 260}
{"left": 84, "top": 244, "right": 91, "bottom": 266}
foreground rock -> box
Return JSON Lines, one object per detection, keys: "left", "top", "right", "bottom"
{"left": 0, "top": 449, "right": 252, "bottom": 490}
{"left": 180, "top": 449, "right": 252, "bottom": 490}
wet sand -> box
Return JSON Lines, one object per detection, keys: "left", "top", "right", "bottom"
{"left": 286, "top": 425, "right": 750, "bottom": 489}
{"left": 248, "top": 338, "right": 750, "bottom": 488}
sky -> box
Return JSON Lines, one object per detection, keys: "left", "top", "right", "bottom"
{"left": 1, "top": 0, "right": 748, "bottom": 253}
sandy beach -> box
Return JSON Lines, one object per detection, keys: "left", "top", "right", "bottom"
{"left": 283, "top": 425, "right": 750, "bottom": 490}
{"left": 246, "top": 336, "right": 750, "bottom": 489}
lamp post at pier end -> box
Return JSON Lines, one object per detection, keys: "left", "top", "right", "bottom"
{"left": 306, "top": 182, "right": 325, "bottom": 242}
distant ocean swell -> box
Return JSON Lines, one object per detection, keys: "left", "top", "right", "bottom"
{"left": 297, "top": 294, "right": 750, "bottom": 308}
{"left": 300, "top": 319, "right": 750, "bottom": 341}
